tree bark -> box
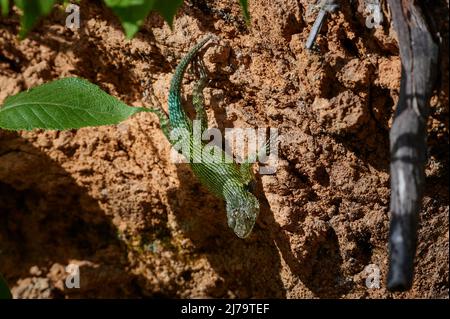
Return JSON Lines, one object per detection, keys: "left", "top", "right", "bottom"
{"left": 386, "top": 0, "right": 439, "bottom": 291}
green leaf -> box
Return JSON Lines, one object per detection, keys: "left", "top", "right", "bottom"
{"left": 0, "top": 273, "right": 12, "bottom": 299}
{"left": 238, "top": 0, "right": 250, "bottom": 24}
{"left": 153, "top": 0, "right": 183, "bottom": 27}
{"left": 0, "top": 77, "right": 147, "bottom": 130}
{"left": 104, "top": 0, "right": 156, "bottom": 39}
{"left": 104, "top": 0, "right": 183, "bottom": 39}
{"left": 14, "top": 0, "right": 56, "bottom": 39}
{"left": 0, "top": 0, "right": 9, "bottom": 16}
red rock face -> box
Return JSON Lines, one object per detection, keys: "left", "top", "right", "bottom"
{"left": 0, "top": 0, "right": 448, "bottom": 298}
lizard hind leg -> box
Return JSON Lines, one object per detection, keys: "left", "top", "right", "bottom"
{"left": 141, "top": 107, "right": 172, "bottom": 142}
{"left": 141, "top": 77, "right": 173, "bottom": 141}
{"left": 191, "top": 55, "right": 209, "bottom": 133}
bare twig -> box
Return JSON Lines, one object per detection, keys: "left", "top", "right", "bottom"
{"left": 305, "top": 0, "right": 339, "bottom": 50}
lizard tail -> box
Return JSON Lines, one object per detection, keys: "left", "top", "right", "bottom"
{"left": 168, "top": 35, "right": 215, "bottom": 125}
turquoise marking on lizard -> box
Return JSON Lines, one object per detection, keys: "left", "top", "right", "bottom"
{"left": 147, "top": 35, "right": 267, "bottom": 238}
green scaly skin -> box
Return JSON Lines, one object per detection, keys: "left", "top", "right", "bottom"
{"left": 149, "top": 35, "right": 260, "bottom": 238}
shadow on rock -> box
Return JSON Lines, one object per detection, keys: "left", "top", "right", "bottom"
{"left": 168, "top": 161, "right": 353, "bottom": 298}
{"left": 167, "top": 164, "right": 286, "bottom": 298}
{"left": 0, "top": 131, "right": 146, "bottom": 298}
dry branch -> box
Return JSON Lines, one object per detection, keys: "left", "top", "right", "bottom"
{"left": 386, "top": 0, "right": 439, "bottom": 291}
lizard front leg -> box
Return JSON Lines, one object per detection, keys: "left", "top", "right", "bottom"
{"left": 239, "top": 131, "right": 278, "bottom": 184}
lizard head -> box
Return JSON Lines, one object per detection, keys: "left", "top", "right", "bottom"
{"left": 226, "top": 192, "right": 260, "bottom": 238}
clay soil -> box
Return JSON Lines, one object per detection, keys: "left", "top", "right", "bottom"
{"left": 0, "top": 0, "right": 448, "bottom": 298}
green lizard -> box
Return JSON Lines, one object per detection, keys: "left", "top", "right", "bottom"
{"left": 147, "top": 35, "right": 267, "bottom": 238}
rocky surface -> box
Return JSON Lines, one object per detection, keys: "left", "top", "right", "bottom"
{"left": 0, "top": 0, "right": 448, "bottom": 298}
